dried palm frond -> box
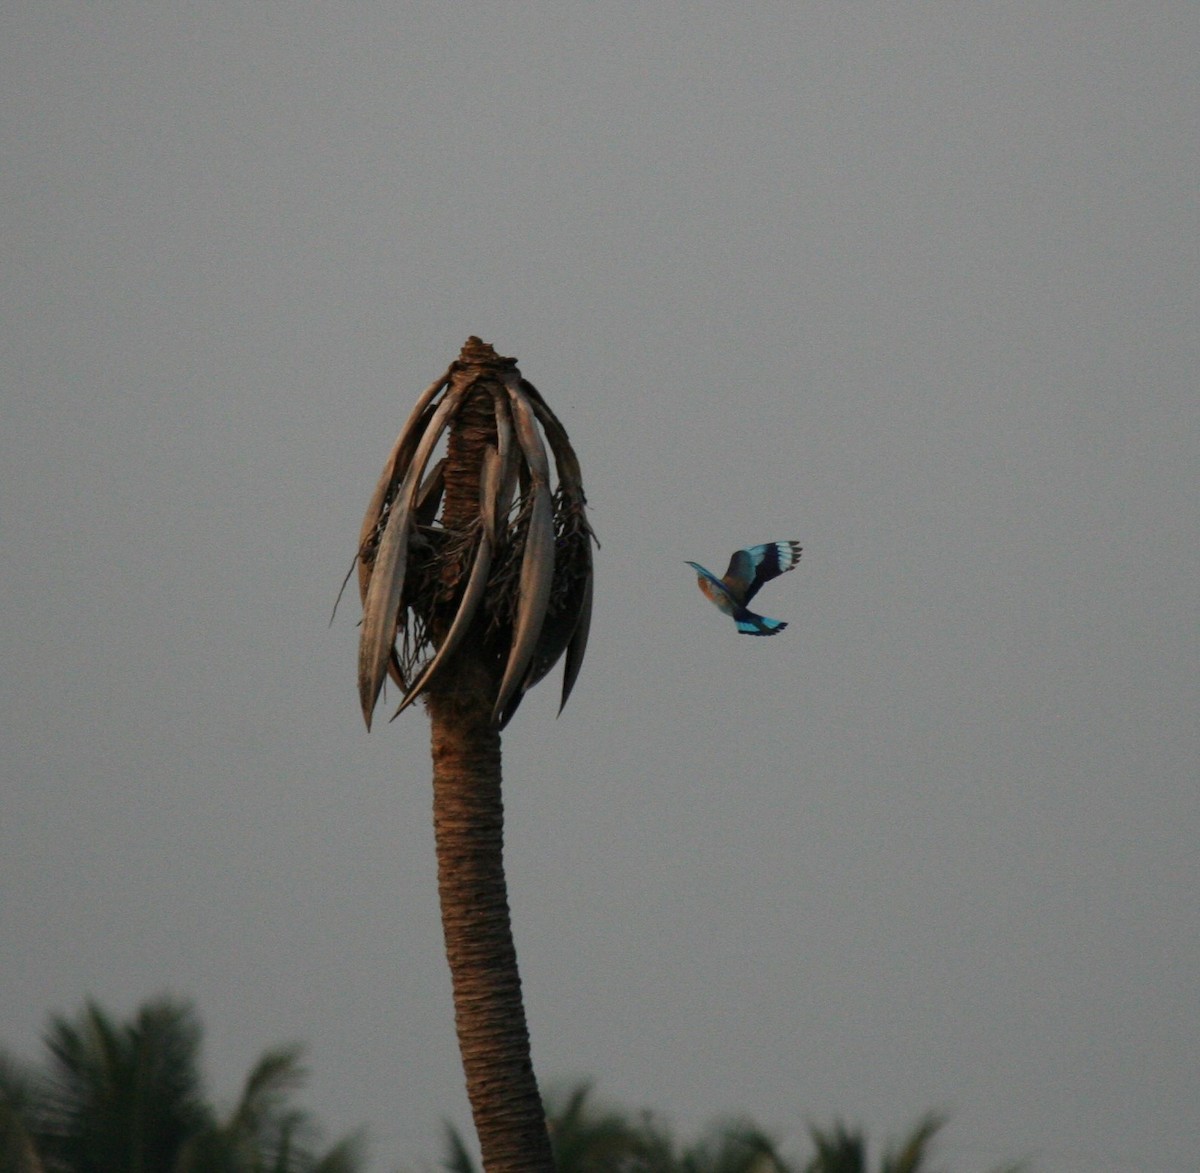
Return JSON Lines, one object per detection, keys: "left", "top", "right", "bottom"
{"left": 355, "top": 338, "right": 595, "bottom": 730}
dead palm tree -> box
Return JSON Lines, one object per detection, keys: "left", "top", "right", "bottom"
{"left": 353, "top": 338, "right": 595, "bottom": 1173}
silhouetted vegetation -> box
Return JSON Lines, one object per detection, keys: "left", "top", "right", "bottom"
{"left": 0, "top": 996, "right": 363, "bottom": 1173}
{"left": 2, "top": 999, "right": 1031, "bottom": 1173}
{"left": 440, "top": 1081, "right": 1026, "bottom": 1173}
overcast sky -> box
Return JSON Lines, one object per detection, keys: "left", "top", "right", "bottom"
{"left": 2, "top": 6, "right": 1196, "bottom": 1172}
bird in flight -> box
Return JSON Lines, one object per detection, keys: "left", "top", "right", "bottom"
{"left": 685, "top": 541, "right": 803, "bottom": 636}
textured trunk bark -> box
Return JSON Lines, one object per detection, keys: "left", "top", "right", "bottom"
{"left": 425, "top": 377, "right": 555, "bottom": 1173}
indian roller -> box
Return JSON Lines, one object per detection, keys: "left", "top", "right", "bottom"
{"left": 685, "top": 541, "right": 803, "bottom": 636}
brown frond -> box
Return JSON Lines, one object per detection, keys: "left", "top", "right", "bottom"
{"left": 358, "top": 381, "right": 470, "bottom": 726}
{"left": 354, "top": 339, "right": 595, "bottom": 730}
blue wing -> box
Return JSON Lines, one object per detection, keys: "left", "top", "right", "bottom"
{"left": 721, "top": 541, "right": 802, "bottom": 605}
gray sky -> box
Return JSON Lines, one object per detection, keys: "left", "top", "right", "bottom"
{"left": 2, "top": 6, "right": 1196, "bottom": 1171}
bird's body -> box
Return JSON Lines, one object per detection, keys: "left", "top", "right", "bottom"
{"left": 686, "top": 541, "right": 802, "bottom": 635}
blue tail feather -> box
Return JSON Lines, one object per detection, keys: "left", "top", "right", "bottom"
{"left": 734, "top": 609, "right": 787, "bottom": 636}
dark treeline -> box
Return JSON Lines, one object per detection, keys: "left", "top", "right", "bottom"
{"left": 0, "top": 997, "right": 361, "bottom": 1173}
{"left": 1, "top": 997, "right": 1024, "bottom": 1173}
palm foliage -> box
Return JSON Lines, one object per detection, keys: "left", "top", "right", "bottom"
{"left": 175, "top": 1043, "right": 364, "bottom": 1173}
{"left": 443, "top": 1082, "right": 790, "bottom": 1173}
{"left": 0, "top": 997, "right": 362, "bottom": 1173}
{"left": 802, "top": 1112, "right": 1024, "bottom": 1173}
{"left": 0, "top": 1054, "right": 45, "bottom": 1173}
{"left": 19, "top": 998, "right": 211, "bottom": 1173}
{"left": 440, "top": 1085, "right": 1026, "bottom": 1173}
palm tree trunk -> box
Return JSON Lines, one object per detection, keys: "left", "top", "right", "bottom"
{"left": 425, "top": 381, "right": 556, "bottom": 1173}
